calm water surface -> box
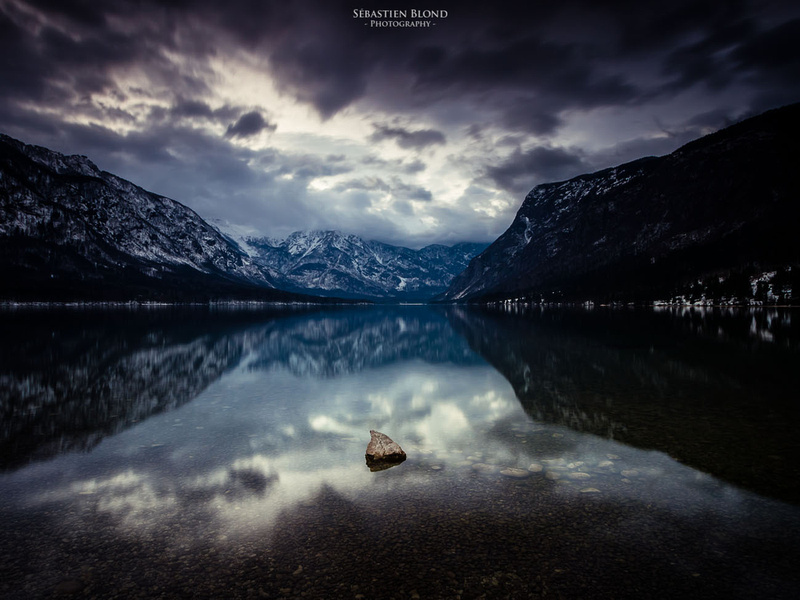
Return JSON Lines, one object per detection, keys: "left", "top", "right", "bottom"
{"left": 1, "top": 305, "right": 799, "bottom": 599}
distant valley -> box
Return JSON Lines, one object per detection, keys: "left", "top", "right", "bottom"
{"left": 2, "top": 102, "right": 798, "bottom": 305}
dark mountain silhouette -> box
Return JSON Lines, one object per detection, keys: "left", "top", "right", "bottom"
{"left": 0, "top": 134, "right": 326, "bottom": 302}
{"left": 439, "top": 103, "right": 800, "bottom": 305}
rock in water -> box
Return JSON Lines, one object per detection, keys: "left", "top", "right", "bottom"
{"left": 365, "top": 430, "right": 406, "bottom": 471}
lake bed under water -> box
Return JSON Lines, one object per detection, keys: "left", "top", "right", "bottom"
{"left": 1, "top": 305, "right": 799, "bottom": 599}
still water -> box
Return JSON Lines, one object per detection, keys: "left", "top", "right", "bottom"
{"left": 1, "top": 305, "right": 799, "bottom": 599}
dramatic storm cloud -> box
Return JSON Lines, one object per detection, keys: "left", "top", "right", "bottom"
{"left": 226, "top": 112, "right": 277, "bottom": 138}
{"left": 369, "top": 124, "right": 447, "bottom": 150}
{"left": 1, "top": 0, "right": 798, "bottom": 247}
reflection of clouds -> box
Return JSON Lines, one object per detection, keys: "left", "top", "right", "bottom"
{"left": 366, "top": 392, "right": 395, "bottom": 418}
{"left": 183, "top": 452, "right": 372, "bottom": 537}
{"left": 410, "top": 379, "right": 441, "bottom": 410}
{"left": 309, "top": 415, "right": 355, "bottom": 436}
{"left": 470, "top": 390, "right": 516, "bottom": 416}
{"left": 6, "top": 308, "right": 799, "bottom": 600}
{"left": 18, "top": 351, "right": 789, "bottom": 551}
{"left": 96, "top": 481, "right": 175, "bottom": 524}
{"left": 414, "top": 403, "right": 469, "bottom": 447}
{"left": 24, "top": 362, "right": 518, "bottom": 540}
{"left": 53, "top": 470, "right": 180, "bottom": 530}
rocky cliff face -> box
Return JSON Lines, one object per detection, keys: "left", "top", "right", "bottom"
{"left": 216, "top": 226, "right": 487, "bottom": 300}
{"left": 439, "top": 104, "right": 800, "bottom": 305}
{"left": 0, "top": 135, "right": 298, "bottom": 301}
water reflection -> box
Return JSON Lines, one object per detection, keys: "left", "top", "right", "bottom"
{"left": 0, "top": 306, "right": 478, "bottom": 471}
{"left": 10, "top": 344, "right": 785, "bottom": 532}
{"left": 1, "top": 305, "right": 799, "bottom": 598}
{"left": 0, "top": 308, "right": 283, "bottom": 470}
{"left": 447, "top": 305, "right": 800, "bottom": 504}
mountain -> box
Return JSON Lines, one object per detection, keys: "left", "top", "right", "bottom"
{"left": 215, "top": 225, "right": 487, "bottom": 300}
{"left": 0, "top": 134, "right": 312, "bottom": 302}
{"left": 438, "top": 103, "right": 800, "bottom": 305}
{"left": 0, "top": 132, "right": 483, "bottom": 302}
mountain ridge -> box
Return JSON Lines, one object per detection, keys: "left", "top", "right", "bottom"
{"left": 0, "top": 134, "right": 308, "bottom": 302}
{"left": 438, "top": 103, "right": 800, "bottom": 305}
{"left": 213, "top": 223, "right": 487, "bottom": 300}
{"left": 0, "top": 134, "right": 482, "bottom": 302}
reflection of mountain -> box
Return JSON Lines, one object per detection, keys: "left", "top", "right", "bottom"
{"left": 247, "top": 306, "right": 482, "bottom": 377}
{"left": 447, "top": 306, "right": 800, "bottom": 504}
{"left": 0, "top": 309, "right": 294, "bottom": 470}
{"left": 0, "top": 306, "right": 480, "bottom": 470}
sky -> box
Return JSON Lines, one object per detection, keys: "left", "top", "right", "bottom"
{"left": 1, "top": 0, "right": 799, "bottom": 248}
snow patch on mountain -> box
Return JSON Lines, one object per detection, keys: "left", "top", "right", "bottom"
{"left": 0, "top": 134, "right": 281, "bottom": 299}
{"left": 211, "top": 223, "right": 487, "bottom": 300}
{"left": 439, "top": 103, "right": 800, "bottom": 305}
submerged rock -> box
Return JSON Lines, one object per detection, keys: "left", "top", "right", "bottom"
{"left": 500, "top": 468, "right": 530, "bottom": 479}
{"left": 471, "top": 463, "right": 498, "bottom": 474}
{"left": 365, "top": 430, "right": 406, "bottom": 471}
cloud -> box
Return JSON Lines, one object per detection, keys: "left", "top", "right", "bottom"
{"left": 334, "top": 177, "right": 390, "bottom": 193}
{"left": 406, "top": 24, "right": 641, "bottom": 123}
{"left": 486, "top": 146, "right": 590, "bottom": 195}
{"left": 225, "top": 111, "right": 277, "bottom": 138}
{"left": 369, "top": 124, "right": 446, "bottom": 150}
{"left": 729, "top": 17, "right": 800, "bottom": 110}
{"left": 333, "top": 176, "right": 431, "bottom": 202}
{"left": 393, "top": 180, "right": 433, "bottom": 202}
{"left": 270, "top": 41, "right": 369, "bottom": 120}
{"left": 2, "top": 0, "right": 798, "bottom": 249}
{"left": 361, "top": 155, "right": 429, "bottom": 175}
{"left": 169, "top": 99, "right": 213, "bottom": 119}
{"left": 732, "top": 17, "right": 800, "bottom": 73}
{"left": 683, "top": 109, "right": 740, "bottom": 134}
{"left": 403, "top": 159, "right": 427, "bottom": 174}
{"left": 0, "top": 7, "right": 77, "bottom": 104}
{"left": 0, "top": 0, "right": 217, "bottom": 131}
{"left": 498, "top": 99, "right": 565, "bottom": 136}
{"left": 658, "top": 18, "right": 756, "bottom": 95}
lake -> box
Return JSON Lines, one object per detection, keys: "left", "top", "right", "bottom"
{"left": 1, "top": 304, "right": 799, "bottom": 599}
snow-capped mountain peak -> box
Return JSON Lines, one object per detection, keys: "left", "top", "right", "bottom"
{"left": 211, "top": 222, "right": 488, "bottom": 301}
